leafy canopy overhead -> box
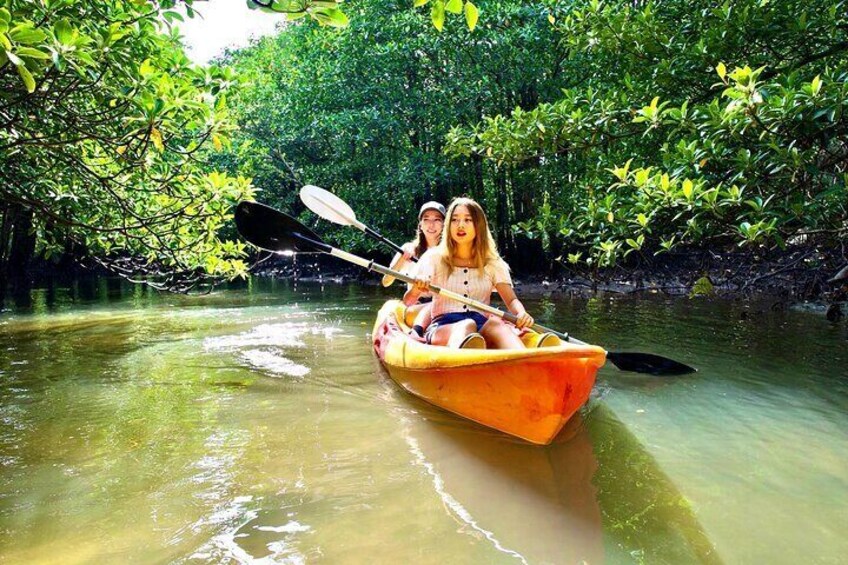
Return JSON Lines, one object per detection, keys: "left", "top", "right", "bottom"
{"left": 246, "top": 0, "right": 480, "bottom": 31}
{"left": 1, "top": 0, "right": 254, "bottom": 291}
{"left": 218, "top": 0, "right": 566, "bottom": 266}
{"left": 446, "top": 0, "right": 848, "bottom": 267}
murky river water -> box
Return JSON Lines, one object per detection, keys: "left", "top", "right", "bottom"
{"left": 1, "top": 277, "right": 846, "bottom": 564}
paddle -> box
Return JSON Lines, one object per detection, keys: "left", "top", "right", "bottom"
{"left": 235, "top": 200, "right": 696, "bottom": 376}
{"left": 300, "top": 184, "right": 414, "bottom": 261}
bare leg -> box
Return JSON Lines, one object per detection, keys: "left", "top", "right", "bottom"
{"left": 481, "top": 318, "right": 526, "bottom": 349}
{"left": 429, "top": 319, "right": 476, "bottom": 348}
{"left": 412, "top": 303, "right": 433, "bottom": 330}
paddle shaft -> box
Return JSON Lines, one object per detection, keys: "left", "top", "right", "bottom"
{"left": 326, "top": 246, "right": 570, "bottom": 341}
{"left": 234, "top": 199, "right": 696, "bottom": 374}
{"left": 364, "top": 226, "right": 414, "bottom": 261}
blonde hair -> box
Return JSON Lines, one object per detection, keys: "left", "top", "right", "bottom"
{"left": 437, "top": 197, "right": 505, "bottom": 275}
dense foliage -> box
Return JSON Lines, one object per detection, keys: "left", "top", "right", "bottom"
{"left": 446, "top": 0, "right": 848, "bottom": 269}
{"left": 229, "top": 0, "right": 847, "bottom": 277}
{"left": 220, "top": 0, "right": 567, "bottom": 270}
{"left": 4, "top": 0, "right": 845, "bottom": 291}
{"left": 248, "top": 0, "right": 480, "bottom": 33}
{"left": 0, "top": 0, "right": 253, "bottom": 291}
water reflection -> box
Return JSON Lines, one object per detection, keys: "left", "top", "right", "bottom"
{"left": 402, "top": 408, "right": 602, "bottom": 564}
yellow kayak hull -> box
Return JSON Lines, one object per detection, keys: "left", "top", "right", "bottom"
{"left": 372, "top": 301, "right": 606, "bottom": 445}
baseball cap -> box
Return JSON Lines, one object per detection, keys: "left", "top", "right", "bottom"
{"left": 419, "top": 201, "right": 446, "bottom": 219}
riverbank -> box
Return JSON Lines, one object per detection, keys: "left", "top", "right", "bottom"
{"left": 249, "top": 243, "right": 847, "bottom": 321}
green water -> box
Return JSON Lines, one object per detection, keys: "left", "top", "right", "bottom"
{"left": 0, "top": 278, "right": 846, "bottom": 564}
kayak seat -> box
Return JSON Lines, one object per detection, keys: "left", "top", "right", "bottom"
{"left": 520, "top": 331, "right": 562, "bottom": 348}
{"left": 459, "top": 332, "right": 486, "bottom": 349}
{"left": 394, "top": 302, "right": 409, "bottom": 328}
{"left": 536, "top": 332, "right": 562, "bottom": 348}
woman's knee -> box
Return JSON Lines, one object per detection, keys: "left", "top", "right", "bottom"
{"left": 481, "top": 317, "right": 507, "bottom": 335}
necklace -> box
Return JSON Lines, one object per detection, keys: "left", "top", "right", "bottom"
{"left": 452, "top": 257, "right": 476, "bottom": 268}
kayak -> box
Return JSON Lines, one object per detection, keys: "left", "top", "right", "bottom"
{"left": 371, "top": 300, "right": 607, "bottom": 445}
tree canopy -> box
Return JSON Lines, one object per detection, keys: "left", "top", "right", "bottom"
{"left": 225, "top": 0, "right": 847, "bottom": 276}
{"left": 2, "top": 0, "right": 845, "bottom": 292}
{"left": 218, "top": 0, "right": 569, "bottom": 270}
{"left": 446, "top": 0, "right": 848, "bottom": 268}
{"left": 1, "top": 0, "right": 253, "bottom": 291}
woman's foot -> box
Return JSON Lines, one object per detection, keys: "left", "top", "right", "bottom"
{"left": 459, "top": 332, "right": 486, "bottom": 349}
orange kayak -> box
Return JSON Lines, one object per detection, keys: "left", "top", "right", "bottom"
{"left": 372, "top": 301, "right": 607, "bottom": 445}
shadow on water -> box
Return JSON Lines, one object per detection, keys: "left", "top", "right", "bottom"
{"left": 388, "top": 385, "right": 721, "bottom": 564}
{"left": 586, "top": 403, "right": 721, "bottom": 564}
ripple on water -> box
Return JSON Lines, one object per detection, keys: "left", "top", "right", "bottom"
{"left": 187, "top": 496, "right": 313, "bottom": 564}
{"left": 202, "top": 323, "right": 344, "bottom": 380}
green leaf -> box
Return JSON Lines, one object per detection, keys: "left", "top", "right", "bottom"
{"left": 682, "top": 179, "right": 694, "bottom": 200}
{"left": 810, "top": 75, "right": 822, "bottom": 96}
{"left": 50, "top": 49, "right": 62, "bottom": 70}
{"left": 5, "top": 48, "right": 22, "bottom": 66}
{"left": 17, "top": 62, "right": 36, "bottom": 93}
{"left": 15, "top": 46, "right": 50, "bottom": 60}
{"left": 689, "top": 276, "right": 714, "bottom": 298}
{"left": 162, "top": 11, "right": 184, "bottom": 24}
{"left": 445, "top": 0, "right": 462, "bottom": 15}
{"left": 0, "top": 33, "right": 10, "bottom": 51}
{"left": 54, "top": 19, "right": 74, "bottom": 44}
{"left": 464, "top": 1, "right": 478, "bottom": 31}
{"left": 716, "top": 62, "right": 726, "bottom": 81}
{"left": 139, "top": 58, "right": 155, "bottom": 77}
{"left": 10, "top": 24, "right": 47, "bottom": 45}
{"left": 432, "top": 1, "right": 445, "bottom": 32}
{"left": 75, "top": 51, "right": 96, "bottom": 67}
{"left": 414, "top": 0, "right": 429, "bottom": 6}
{"left": 315, "top": 8, "right": 348, "bottom": 28}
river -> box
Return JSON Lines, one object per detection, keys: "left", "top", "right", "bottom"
{"left": 1, "top": 277, "right": 846, "bottom": 564}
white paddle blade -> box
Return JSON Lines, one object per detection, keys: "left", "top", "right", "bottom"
{"left": 300, "top": 185, "right": 365, "bottom": 230}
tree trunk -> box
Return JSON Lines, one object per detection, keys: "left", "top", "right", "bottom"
{"left": 494, "top": 168, "right": 512, "bottom": 255}
{"left": 7, "top": 205, "right": 36, "bottom": 291}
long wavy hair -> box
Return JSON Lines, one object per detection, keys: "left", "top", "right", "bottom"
{"left": 437, "top": 197, "right": 504, "bottom": 274}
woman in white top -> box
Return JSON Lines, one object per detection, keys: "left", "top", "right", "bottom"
{"left": 381, "top": 201, "right": 445, "bottom": 336}
{"left": 404, "top": 197, "right": 533, "bottom": 349}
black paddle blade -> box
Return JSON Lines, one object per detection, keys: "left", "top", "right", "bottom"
{"left": 607, "top": 351, "right": 697, "bottom": 376}
{"left": 235, "top": 201, "right": 330, "bottom": 253}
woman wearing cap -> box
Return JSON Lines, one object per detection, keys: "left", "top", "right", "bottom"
{"left": 381, "top": 200, "right": 446, "bottom": 336}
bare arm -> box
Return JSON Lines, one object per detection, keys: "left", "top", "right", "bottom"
{"left": 496, "top": 282, "right": 534, "bottom": 329}
{"left": 381, "top": 243, "right": 414, "bottom": 287}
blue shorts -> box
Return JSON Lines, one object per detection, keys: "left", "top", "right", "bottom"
{"left": 424, "top": 311, "right": 488, "bottom": 343}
